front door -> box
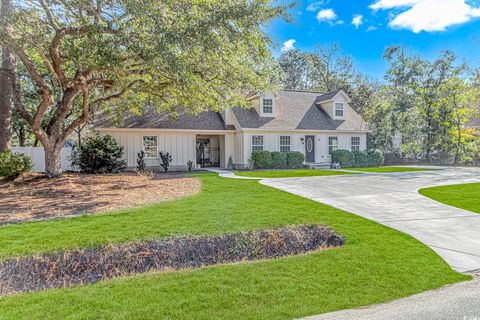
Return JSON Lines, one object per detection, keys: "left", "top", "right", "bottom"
{"left": 305, "top": 135, "right": 315, "bottom": 163}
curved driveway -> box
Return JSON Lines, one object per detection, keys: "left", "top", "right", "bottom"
{"left": 260, "top": 167, "right": 480, "bottom": 273}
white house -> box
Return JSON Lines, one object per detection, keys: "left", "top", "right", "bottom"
{"left": 95, "top": 90, "right": 370, "bottom": 170}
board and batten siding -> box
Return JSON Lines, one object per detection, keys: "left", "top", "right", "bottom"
{"left": 100, "top": 130, "right": 197, "bottom": 169}
{"left": 238, "top": 131, "right": 367, "bottom": 165}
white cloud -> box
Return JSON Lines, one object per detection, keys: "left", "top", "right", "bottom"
{"left": 281, "top": 39, "right": 296, "bottom": 53}
{"left": 366, "top": 25, "right": 378, "bottom": 32}
{"left": 370, "top": 0, "right": 420, "bottom": 10}
{"left": 316, "top": 8, "right": 337, "bottom": 22}
{"left": 306, "top": 1, "right": 328, "bottom": 12}
{"left": 352, "top": 15, "right": 364, "bottom": 29}
{"left": 370, "top": 0, "right": 480, "bottom": 33}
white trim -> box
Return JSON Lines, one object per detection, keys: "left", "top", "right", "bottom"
{"left": 333, "top": 103, "right": 345, "bottom": 119}
{"left": 142, "top": 135, "right": 158, "bottom": 159}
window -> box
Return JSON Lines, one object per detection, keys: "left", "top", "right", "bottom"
{"left": 252, "top": 135, "right": 264, "bottom": 151}
{"left": 262, "top": 98, "right": 273, "bottom": 114}
{"left": 143, "top": 136, "right": 158, "bottom": 158}
{"left": 351, "top": 136, "right": 360, "bottom": 151}
{"left": 328, "top": 136, "right": 338, "bottom": 155}
{"left": 335, "top": 103, "right": 344, "bottom": 117}
{"left": 280, "top": 136, "right": 291, "bottom": 152}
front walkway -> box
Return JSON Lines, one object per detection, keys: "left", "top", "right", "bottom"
{"left": 260, "top": 167, "right": 480, "bottom": 273}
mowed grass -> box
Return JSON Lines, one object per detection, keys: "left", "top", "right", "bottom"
{"left": 346, "top": 166, "right": 433, "bottom": 173}
{"left": 235, "top": 169, "right": 353, "bottom": 178}
{"left": 419, "top": 183, "right": 480, "bottom": 214}
{"left": 0, "top": 173, "right": 469, "bottom": 319}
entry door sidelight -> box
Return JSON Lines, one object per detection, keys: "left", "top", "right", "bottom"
{"left": 305, "top": 135, "right": 315, "bottom": 163}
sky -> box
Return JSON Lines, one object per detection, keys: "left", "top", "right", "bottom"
{"left": 267, "top": 0, "right": 480, "bottom": 80}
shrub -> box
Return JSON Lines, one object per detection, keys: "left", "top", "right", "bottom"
{"left": 366, "top": 149, "right": 385, "bottom": 167}
{"left": 227, "top": 156, "right": 234, "bottom": 169}
{"left": 71, "top": 134, "right": 126, "bottom": 174}
{"left": 0, "top": 150, "right": 32, "bottom": 180}
{"left": 286, "top": 151, "right": 304, "bottom": 169}
{"left": 159, "top": 151, "right": 172, "bottom": 172}
{"left": 352, "top": 150, "right": 368, "bottom": 168}
{"left": 251, "top": 151, "right": 272, "bottom": 169}
{"left": 271, "top": 151, "right": 287, "bottom": 169}
{"left": 331, "top": 150, "right": 354, "bottom": 168}
{"left": 136, "top": 151, "right": 146, "bottom": 172}
{"left": 186, "top": 160, "right": 194, "bottom": 172}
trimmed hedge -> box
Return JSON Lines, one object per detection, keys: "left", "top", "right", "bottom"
{"left": 251, "top": 151, "right": 304, "bottom": 169}
{"left": 271, "top": 152, "right": 287, "bottom": 169}
{"left": 331, "top": 149, "right": 385, "bottom": 168}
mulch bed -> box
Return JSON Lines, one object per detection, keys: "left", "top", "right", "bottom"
{"left": 0, "top": 225, "right": 344, "bottom": 295}
{"left": 0, "top": 172, "right": 201, "bottom": 224}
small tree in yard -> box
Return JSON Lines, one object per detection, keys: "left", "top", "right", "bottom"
{"left": 0, "top": 0, "right": 291, "bottom": 178}
{"left": 136, "top": 151, "right": 146, "bottom": 172}
{"left": 159, "top": 151, "right": 172, "bottom": 173}
{"left": 71, "top": 135, "right": 126, "bottom": 174}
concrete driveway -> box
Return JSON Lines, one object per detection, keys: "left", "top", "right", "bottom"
{"left": 261, "top": 167, "right": 480, "bottom": 273}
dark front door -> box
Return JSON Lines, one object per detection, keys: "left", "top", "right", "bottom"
{"left": 305, "top": 135, "right": 315, "bottom": 163}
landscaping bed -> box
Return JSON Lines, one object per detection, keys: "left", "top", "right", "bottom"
{"left": 0, "top": 172, "right": 201, "bottom": 224}
{"left": 0, "top": 224, "right": 343, "bottom": 294}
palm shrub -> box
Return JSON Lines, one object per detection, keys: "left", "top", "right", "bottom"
{"left": 71, "top": 135, "right": 126, "bottom": 173}
{"left": 271, "top": 152, "right": 287, "bottom": 169}
{"left": 186, "top": 160, "right": 194, "bottom": 171}
{"left": 331, "top": 150, "right": 354, "bottom": 168}
{"left": 286, "top": 151, "right": 304, "bottom": 169}
{"left": 0, "top": 150, "right": 33, "bottom": 180}
{"left": 136, "top": 151, "right": 147, "bottom": 172}
{"left": 251, "top": 151, "right": 272, "bottom": 169}
{"left": 159, "top": 151, "right": 172, "bottom": 172}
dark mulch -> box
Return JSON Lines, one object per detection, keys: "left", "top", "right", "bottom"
{"left": 0, "top": 225, "right": 344, "bottom": 295}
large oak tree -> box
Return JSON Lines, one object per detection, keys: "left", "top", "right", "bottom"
{"left": 0, "top": 0, "right": 290, "bottom": 177}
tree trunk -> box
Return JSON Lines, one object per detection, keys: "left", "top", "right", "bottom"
{"left": 44, "top": 143, "right": 63, "bottom": 178}
{"left": 0, "top": 0, "right": 14, "bottom": 152}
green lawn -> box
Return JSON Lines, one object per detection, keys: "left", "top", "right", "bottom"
{"left": 0, "top": 173, "right": 468, "bottom": 319}
{"left": 419, "top": 183, "right": 480, "bottom": 214}
{"left": 235, "top": 169, "right": 353, "bottom": 178}
{"left": 346, "top": 166, "right": 432, "bottom": 173}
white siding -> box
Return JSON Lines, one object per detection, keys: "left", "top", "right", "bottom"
{"left": 101, "top": 131, "right": 196, "bottom": 169}
{"left": 237, "top": 131, "right": 368, "bottom": 166}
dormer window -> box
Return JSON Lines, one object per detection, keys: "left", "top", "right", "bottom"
{"left": 262, "top": 98, "right": 273, "bottom": 114}
{"left": 335, "top": 103, "right": 344, "bottom": 118}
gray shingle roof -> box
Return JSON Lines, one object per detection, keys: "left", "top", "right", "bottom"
{"left": 95, "top": 107, "right": 234, "bottom": 131}
{"left": 232, "top": 90, "right": 368, "bottom": 131}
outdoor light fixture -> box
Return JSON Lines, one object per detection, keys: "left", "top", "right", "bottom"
{"left": 300, "top": 137, "right": 305, "bottom": 144}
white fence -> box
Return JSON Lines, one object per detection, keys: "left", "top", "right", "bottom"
{"left": 12, "top": 147, "right": 74, "bottom": 172}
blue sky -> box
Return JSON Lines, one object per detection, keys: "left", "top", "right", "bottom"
{"left": 267, "top": 0, "right": 480, "bottom": 80}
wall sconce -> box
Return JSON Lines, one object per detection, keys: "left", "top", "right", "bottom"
{"left": 300, "top": 137, "right": 305, "bottom": 144}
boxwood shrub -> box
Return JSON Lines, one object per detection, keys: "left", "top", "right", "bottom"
{"left": 251, "top": 151, "right": 273, "bottom": 169}
{"left": 271, "top": 151, "right": 287, "bottom": 169}
{"left": 251, "top": 151, "right": 304, "bottom": 169}
{"left": 331, "top": 149, "right": 385, "bottom": 168}
{"left": 331, "top": 149, "right": 354, "bottom": 167}
{"left": 286, "top": 151, "right": 305, "bottom": 169}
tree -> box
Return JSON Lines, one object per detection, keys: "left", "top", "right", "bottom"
{"left": 0, "top": 0, "right": 290, "bottom": 177}
{"left": 278, "top": 49, "right": 317, "bottom": 90}
{"left": 0, "top": 0, "right": 14, "bottom": 152}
